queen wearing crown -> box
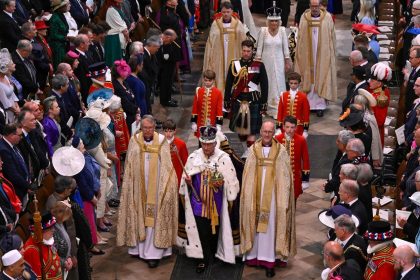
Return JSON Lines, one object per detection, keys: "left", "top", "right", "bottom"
{"left": 256, "top": 1, "right": 293, "bottom": 118}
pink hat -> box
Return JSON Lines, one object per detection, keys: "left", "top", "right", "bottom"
{"left": 114, "top": 59, "right": 131, "bottom": 79}
{"left": 67, "top": 50, "right": 80, "bottom": 59}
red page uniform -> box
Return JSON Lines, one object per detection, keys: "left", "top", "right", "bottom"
{"left": 169, "top": 137, "right": 188, "bottom": 186}
{"left": 276, "top": 90, "right": 310, "bottom": 135}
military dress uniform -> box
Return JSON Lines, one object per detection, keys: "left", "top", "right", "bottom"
{"left": 224, "top": 58, "right": 268, "bottom": 136}
{"left": 191, "top": 86, "right": 223, "bottom": 138}
{"left": 275, "top": 133, "right": 310, "bottom": 199}
{"left": 369, "top": 86, "right": 390, "bottom": 145}
{"left": 276, "top": 90, "right": 310, "bottom": 135}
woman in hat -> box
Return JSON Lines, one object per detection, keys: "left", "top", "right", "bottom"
{"left": 0, "top": 48, "right": 20, "bottom": 124}
{"left": 111, "top": 59, "right": 139, "bottom": 130}
{"left": 104, "top": 0, "right": 130, "bottom": 66}
{"left": 34, "top": 20, "right": 53, "bottom": 80}
{"left": 126, "top": 54, "right": 147, "bottom": 116}
{"left": 255, "top": 2, "right": 292, "bottom": 118}
{"left": 42, "top": 96, "right": 62, "bottom": 158}
{"left": 368, "top": 62, "right": 392, "bottom": 145}
{"left": 49, "top": 0, "right": 70, "bottom": 70}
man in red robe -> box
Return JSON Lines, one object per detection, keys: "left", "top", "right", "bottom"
{"left": 191, "top": 70, "right": 223, "bottom": 142}
{"left": 276, "top": 72, "right": 310, "bottom": 137}
{"left": 163, "top": 119, "right": 188, "bottom": 186}
{"left": 23, "top": 213, "right": 63, "bottom": 280}
{"left": 275, "top": 115, "right": 310, "bottom": 199}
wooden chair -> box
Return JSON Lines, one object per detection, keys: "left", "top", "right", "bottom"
{"left": 387, "top": 107, "right": 398, "bottom": 118}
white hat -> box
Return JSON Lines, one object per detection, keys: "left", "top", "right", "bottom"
{"left": 318, "top": 206, "right": 360, "bottom": 229}
{"left": 88, "top": 98, "right": 111, "bottom": 110}
{"left": 2, "top": 249, "right": 22, "bottom": 266}
{"left": 52, "top": 146, "right": 85, "bottom": 176}
{"left": 108, "top": 95, "right": 121, "bottom": 112}
{"left": 85, "top": 108, "right": 111, "bottom": 130}
{"left": 358, "top": 88, "right": 377, "bottom": 107}
{"left": 409, "top": 191, "right": 420, "bottom": 206}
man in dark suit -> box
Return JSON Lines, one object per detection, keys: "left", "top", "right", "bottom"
{"left": 342, "top": 65, "right": 368, "bottom": 114}
{"left": 0, "top": 124, "right": 31, "bottom": 201}
{"left": 50, "top": 74, "right": 73, "bottom": 144}
{"left": 88, "top": 24, "right": 105, "bottom": 64}
{"left": 73, "top": 34, "right": 92, "bottom": 103}
{"left": 322, "top": 241, "right": 363, "bottom": 280}
{"left": 0, "top": 0, "right": 22, "bottom": 52}
{"left": 393, "top": 245, "right": 420, "bottom": 280}
{"left": 16, "top": 110, "right": 48, "bottom": 183}
{"left": 139, "top": 36, "right": 160, "bottom": 114}
{"left": 404, "top": 77, "right": 420, "bottom": 141}
{"left": 406, "top": 48, "right": 420, "bottom": 115}
{"left": 13, "top": 0, "right": 30, "bottom": 25}
{"left": 338, "top": 179, "right": 369, "bottom": 236}
{"left": 69, "top": 0, "right": 89, "bottom": 28}
{"left": 12, "top": 39, "right": 41, "bottom": 101}
{"left": 334, "top": 214, "right": 367, "bottom": 271}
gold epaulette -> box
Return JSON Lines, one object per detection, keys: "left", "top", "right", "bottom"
{"left": 345, "top": 244, "right": 368, "bottom": 260}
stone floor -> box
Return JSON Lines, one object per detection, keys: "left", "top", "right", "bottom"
{"left": 91, "top": 1, "right": 356, "bottom": 279}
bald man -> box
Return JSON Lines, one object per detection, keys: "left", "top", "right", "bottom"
{"left": 322, "top": 241, "right": 363, "bottom": 280}
{"left": 393, "top": 245, "right": 420, "bottom": 280}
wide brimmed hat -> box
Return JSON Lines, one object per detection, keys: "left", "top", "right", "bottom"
{"left": 0, "top": 48, "right": 11, "bottom": 75}
{"left": 34, "top": 20, "right": 49, "bottom": 30}
{"left": 409, "top": 191, "right": 420, "bottom": 206}
{"left": 318, "top": 205, "right": 360, "bottom": 229}
{"left": 85, "top": 108, "right": 111, "bottom": 130}
{"left": 339, "top": 107, "right": 364, "bottom": 127}
{"left": 352, "top": 23, "right": 380, "bottom": 35}
{"left": 87, "top": 62, "right": 108, "bottom": 78}
{"left": 199, "top": 126, "right": 217, "bottom": 143}
{"left": 364, "top": 220, "right": 394, "bottom": 241}
{"left": 266, "top": 2, "right": 281, "bottom": 21}
{"left": 86, "top": 88, "right": 113, "bottom": 109}
{"left": 358, "top": 88, "right": 377, "bottom": 107}
{"left": 75, "top": 118, "right": 102, "bottom": 150}
{"left": 52, "top": 146, "right": 85, "bottom": 176}
{"left": 67, "top": 50, "right": 79, "bottom": 59}
{"left": 51, "top": 0, "right": 69, "bottom": 11}
{"left": 29, "top": 212, "right": 56, "bottom": 231}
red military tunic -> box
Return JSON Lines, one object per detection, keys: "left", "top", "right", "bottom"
{"left": 170, "top": 137, "right": 189, "bottom": 186}
{"left": 275, "top": 133, "right": 310, "bottom": 199}
{"left": 276, "top": 91, "right": 310, "bottom": 135}
{"left": 191, "top": 86, "right": 223, "bottom": 138}
{"left": 364, "top": 245, "right": 395, "bottom": 280}
{"left": 23, "top": 236, "right": 63, "bottom": 280}
{"left": 369, "top": 86, "right": 390, "bottom": 146}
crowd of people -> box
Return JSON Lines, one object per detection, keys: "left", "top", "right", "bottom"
{"left": 0, "top": 0, "right": 420, "bottom": 279}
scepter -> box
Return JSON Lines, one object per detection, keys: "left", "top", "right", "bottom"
{"left": 32, "top": 194, "right": 46, "bottom": 280}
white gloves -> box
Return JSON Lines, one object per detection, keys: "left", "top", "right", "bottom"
{"left": 303, "top": 130, "right": 308, "bottom": 139}
{"left": 302, "top": 182, "right": 310, "bottom": 191}
{"left": 275, "top": 129, "right": 282, "bottom": 136}
{"left": 191, "top": 123, "right": 197, "bottom": 132}
{"left": 216, "top": 124, "right": 222, "bottom": 132}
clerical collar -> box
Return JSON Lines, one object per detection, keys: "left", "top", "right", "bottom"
{"left": 144, "top": 137, "right": 153, "bottom": 142}
{"left": 223, "top": 19, "right": 232, "bottom": 24}
{"left": 262, "top": 142, "right": 272, "bottom": 147}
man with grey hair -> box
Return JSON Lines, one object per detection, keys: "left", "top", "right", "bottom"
{"left": 140, "top": 35, "right": 161, "bottom": 114}
{"left": 338, "top": 179, "right": 368, "bottom": 235}
{"left": 334, "top": 214, "right": 367, "bottom": 271}
{"left": 117, "top": 114, "right": 178, "bottom": 268}
{"left": 51, "top": 74, "right": 73, "bottom": 143}
{"left": 129, "top": 41, "right": 144, "bottom": 56}
{"left": 346, "top": 138, "right": 366, "bottom": 161}
{"left": 12, "top": 39, "right": 42, "bottom": 100}
{"left": 323, "top": 131, "right": 354, "bottom": 196}
{"left": 340, "top": 163, "right": 358, "bottom": 181}
{"left": 349, "top": 50, "right": 367, "bottom": 67}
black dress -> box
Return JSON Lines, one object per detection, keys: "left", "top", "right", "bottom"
{"left": 113, "top": 79, "right": 139, "bottom": 131}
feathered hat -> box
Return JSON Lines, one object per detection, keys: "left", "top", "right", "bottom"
{"left": 370, "top": 62, "right": 392, "bottom": 82}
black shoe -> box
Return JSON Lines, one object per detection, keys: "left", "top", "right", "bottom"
{"left": 108, "top": 200, "right": 119, "bottom": 208}
{"left": 164, "top": 101, "right": 178, "bottom": 107}
{"left": 147, "top": 260, "right": 159, "bottom": 268}
{"left": 316, "top": 110, "right": 324, "bottom": 117}
{"left": 196, "top": 263, "right": 206, "bottom": 273}
{"left": 265, "top": 268, "right": 275, "bottom": 278}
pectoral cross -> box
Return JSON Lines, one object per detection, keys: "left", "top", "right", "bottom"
{"left": 213, "top": 163, "right": 219, "bottom": 171}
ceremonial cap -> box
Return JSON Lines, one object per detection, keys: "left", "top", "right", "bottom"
{"left": 87, "top": 62, "right": 108, "bottom": 78}
{"left": 52, "top": 146, "right": 85, "bottom": 176}
{"left": 318, "top": 205, "right": 360, "bottom": 229}
{"left": 199, "top": 126, "right": 217, "bottom": 143}
{"left": 266, "top": 1, "right": 281, "bottom": 21}
{"left": 30, "top": 212, "right": 56, "bottom": 231}
{"left": 2, "top": 250, "right": 22, "bottom": 266}
{"left": 370, "top": 62, "right": 392, "bottom": 82}
{"left": 75, "top": 118, "right": 102, "bottom": 150}
{"left": 364, "top": 221, "right": 393, "bottom": 241}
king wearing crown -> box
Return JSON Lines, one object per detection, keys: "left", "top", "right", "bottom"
{"left": 177, "top": 125, "right": 240, "bottom": 274}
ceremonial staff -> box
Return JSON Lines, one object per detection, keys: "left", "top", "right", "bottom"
{"left": 171, "top": 144, "right": 200, "bottom": 201}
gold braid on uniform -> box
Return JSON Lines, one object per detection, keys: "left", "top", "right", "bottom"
{"left": 231, "top": 62, "right": 248, "bottom": 89}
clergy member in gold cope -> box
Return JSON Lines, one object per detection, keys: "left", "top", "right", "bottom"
{"left": 240, "top": 119, "right": 296, "bottom": 278}
{"left": 202, "top": 1, "right": 247, "bottom": 95}
{"left": 116, "top": 115, "right": 178, "bottom": 268}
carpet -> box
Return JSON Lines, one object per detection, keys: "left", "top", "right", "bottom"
{"left": 306, "top": 135, "right": 337, "bottom": 179}
{"left": 170, "top": 255, "right": 244, "bottom": 280}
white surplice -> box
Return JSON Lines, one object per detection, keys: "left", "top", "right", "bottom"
{"left": 128, "top": 135, "right": 172, "bottom": 259}
{"left": 245, "top": 147, "right": 277, "bottom": 262}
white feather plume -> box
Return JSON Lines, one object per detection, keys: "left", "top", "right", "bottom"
{"left": 371, "top": 62, "right": 392, "bottom": 81}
